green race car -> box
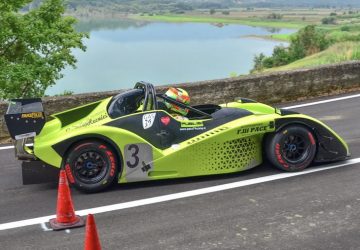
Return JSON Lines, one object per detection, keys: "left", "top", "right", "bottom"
{"left": 5, "top": 82, "right": 350, "bottom": 192}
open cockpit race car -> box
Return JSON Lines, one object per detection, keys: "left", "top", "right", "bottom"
{"left": 4, "top": 82, "right": 350, "bottom": 192}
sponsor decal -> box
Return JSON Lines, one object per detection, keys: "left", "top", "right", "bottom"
{"left": 161, "top": 116, "right": 171, "bottom": 126}
{"left": 15, "top": 132, "right": 36, "bottom": 140}
{"left": 237, "top": 123, "right": 271, "bottom": 135}
{"left": 275, "top": 143, "right": 289, "bottom": 168}
{"left": 141, "top": 161, "right": 151, "bottom": 173}
{"left": 106, "top": 150, "right": 116, "bottom": 177}
{"left": 180, "top": 127, "right": 206, "bottom": 131}
{"left": 181, "top": 121, "right": 204, "bottom": 128}
{"left": 308, "top": 132, "right": 316, "bottom": 145}
{"left": 21, "top": 112, "right": 44, "bottom": 119}
{"left": 269, "top": 121, "right": 275, "bottom": 129}
{"left": 142, "top": 113, "right": 156, "bottom": 129}
{"left": 65, "top": 112, "right": 108, "bottom": 132}
{"left": 171, "top": 144, "right": 180, "bottom": 150}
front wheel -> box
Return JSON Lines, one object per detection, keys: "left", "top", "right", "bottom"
{"left": 63, "top": 141, "right": 119, "bottom": 193}
{"left": 265, "top": 125, "right": 317, "bottom": 172}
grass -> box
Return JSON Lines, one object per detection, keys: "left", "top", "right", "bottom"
{"left": 327, "top": 30, "right": 360, "bottom": 42}
{"left": 134, "top": 14, "right": 305, "bottom": 29}
{"left": 268, "top": 33, "right": 293, "bottom": 41}
{"left": 264, "top": 42, "right": 360, "bottom": 72}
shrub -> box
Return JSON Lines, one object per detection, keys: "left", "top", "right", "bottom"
{"left": 251, "top": 25, "right": 331, "bottom": 72}
{"left": 322, "top": 17, "right": 337, "bottom": 25}
{"left": 267, "top": 13, "right": 283, "bottom": 20}
{"left": 290, "top": 25, "right": 330, "bottom": 58}
{"left": 341, "top": 26, "right": 351, "bottom": 32}
{"left": 252, "top": 53, "right": 266, "bottom": 72}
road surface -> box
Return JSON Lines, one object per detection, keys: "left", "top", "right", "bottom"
{"left": 0, "top": 92, "right": 359, "bottom": 250}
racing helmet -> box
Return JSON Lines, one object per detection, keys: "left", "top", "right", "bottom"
{"left": 164, "top": 87, "right": 190, "bottom": 116}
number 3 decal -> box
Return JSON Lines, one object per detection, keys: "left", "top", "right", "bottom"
{"left": 124, "top": 143, "right": 153, "bottom": 181}
{"left": 126, "top": 144, "right": 139, "bottom": 168}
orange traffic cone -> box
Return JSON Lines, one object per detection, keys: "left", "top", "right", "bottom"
{"left": 84, "top": 214, "right": 102, "bottom": 250}
{"left": 49, "top": 169, "right": 85, "bottom": 230}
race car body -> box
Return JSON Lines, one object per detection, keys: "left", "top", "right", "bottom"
{"left": 5, "top": 82, "right": 350, "bottom": 192}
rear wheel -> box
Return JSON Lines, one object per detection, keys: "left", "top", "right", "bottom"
{"left": 63, "top": 141, "right": 119, "bottom": 193}
{"left": 265, "top": 125, "right": 317, "bottom": 172}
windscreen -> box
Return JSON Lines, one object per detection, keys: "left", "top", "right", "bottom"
{"left": 108, "top": 89, "right": 144, "bottom": 119}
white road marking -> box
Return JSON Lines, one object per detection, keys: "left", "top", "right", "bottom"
{"left": 0, "top": 143, "right": 32, "bottom": 151}
{"left": 317, "top": 115, "right": 343, "bottom": 121}
{"left": 0, "top": 158, "right": 359, "bottom": 231}
{"left": 40, "top": 222, "right": 52, "bottom": 232}
{"left": 283, "top": 93, "right": 360, "bottom": 110}
{"left": 0, "top": 93, "right": 359, "bottom": 152}
{"left": 0, "top": 145, "right": 16, "bottom": 150}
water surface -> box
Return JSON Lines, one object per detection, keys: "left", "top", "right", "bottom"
{"left": 47, "top": 20, "right": 294, "bottom": 95}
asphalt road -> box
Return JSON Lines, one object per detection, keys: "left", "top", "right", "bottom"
{"left": 0, "top": 92, "right": 360, "bottom": 250}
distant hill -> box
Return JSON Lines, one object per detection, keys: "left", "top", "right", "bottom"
{"left": 27, "top": 0, "right": 360, "bottom": 12}
{"left": 66, "top": 0, "right": 360, "bottom": 9}
{"left": 235, "top": 0, "right": 360, "bottom": 8}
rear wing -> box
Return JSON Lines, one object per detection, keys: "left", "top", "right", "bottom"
{"left": 4, "top": 98, "right": 45, "bottom": 140}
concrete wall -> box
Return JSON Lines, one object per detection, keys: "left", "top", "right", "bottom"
{"left": 1, "top": 61, "right": 360, "bottom": 139}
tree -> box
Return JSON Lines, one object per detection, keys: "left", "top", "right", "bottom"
{"left": 289, "top": 25, "right": 330, "bottom": 59}
{"left": 251, "top": 53, "right": 266, "bottom": 72}
{"left": 271, "top": 46, "right": 291, "bottom": 66}
{"left": 0, "top": 0, "right": 88, "bottom": 99}
{"left": 251, "top": 25, "right": 331, "bottom": 72}
{"left": 267, "top": 13, "right": 283, "bottom": 20}
{"left": 210, "top": 9, "right": 216, "bottom": 15}
{"left": 322, "top": 17, "right": 337, "bottom": 25}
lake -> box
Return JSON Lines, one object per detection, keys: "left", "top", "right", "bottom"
{"left": 46, "top": 19, "right": 294, "bottom": 95}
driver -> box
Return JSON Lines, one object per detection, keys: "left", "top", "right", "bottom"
{"left": 164, "top": 87, "right": 190, "bottom": 120}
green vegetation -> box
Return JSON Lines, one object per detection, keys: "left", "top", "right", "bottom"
{"left": 267, "top": 13, "right": 283, "bottom": 20}
{"left": 53, "top": 90, "right": 74, "bottom": 96}
{"left": 251, "top": 8, "right": 360, "bottom": 73}
{"left": 0, "top": 0, "right": 87, "bottom": 99}
{"left": 322, "top": 16, "right": 337, "bottom": 24}
{"left": 64, "top": 0, "right": 360, "bottom": 13}
{"left": 135, "top": 14, "right": 304, "bottom": 29}
{"left": 252, "top": 25, "right": 330, "bottom": 72}
{"left": 264, "top": 42, "right": 360, "bottom": 72}
{"left": 269, "top": 33, "right": 293, "bottom": 41}
{"left": 65, "top": 0, "right": 233, "bottom": 15}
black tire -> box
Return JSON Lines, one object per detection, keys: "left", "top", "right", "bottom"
{"left": 63, "top": 141, "right": 119, "bottom": 193}
{"left": 265, "top": 125, "right": 317, "bottom": 172}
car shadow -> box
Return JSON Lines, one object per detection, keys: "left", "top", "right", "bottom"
{"left": 104, "top": 162, "right": 280, "bottom": 193}
{"left": 35, "top": 160, "right": 340, "bottom": 195}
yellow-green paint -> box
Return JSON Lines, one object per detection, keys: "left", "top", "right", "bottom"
{"left": 32, "top": 96, "right": 349, "bottom": 184}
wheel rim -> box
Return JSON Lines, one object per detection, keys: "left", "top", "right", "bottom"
{"left": 73, "top": 151, "right": 108, "bottom": 184}
{"left": 282, "top": 134, "right": 310, "bottom": 163}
